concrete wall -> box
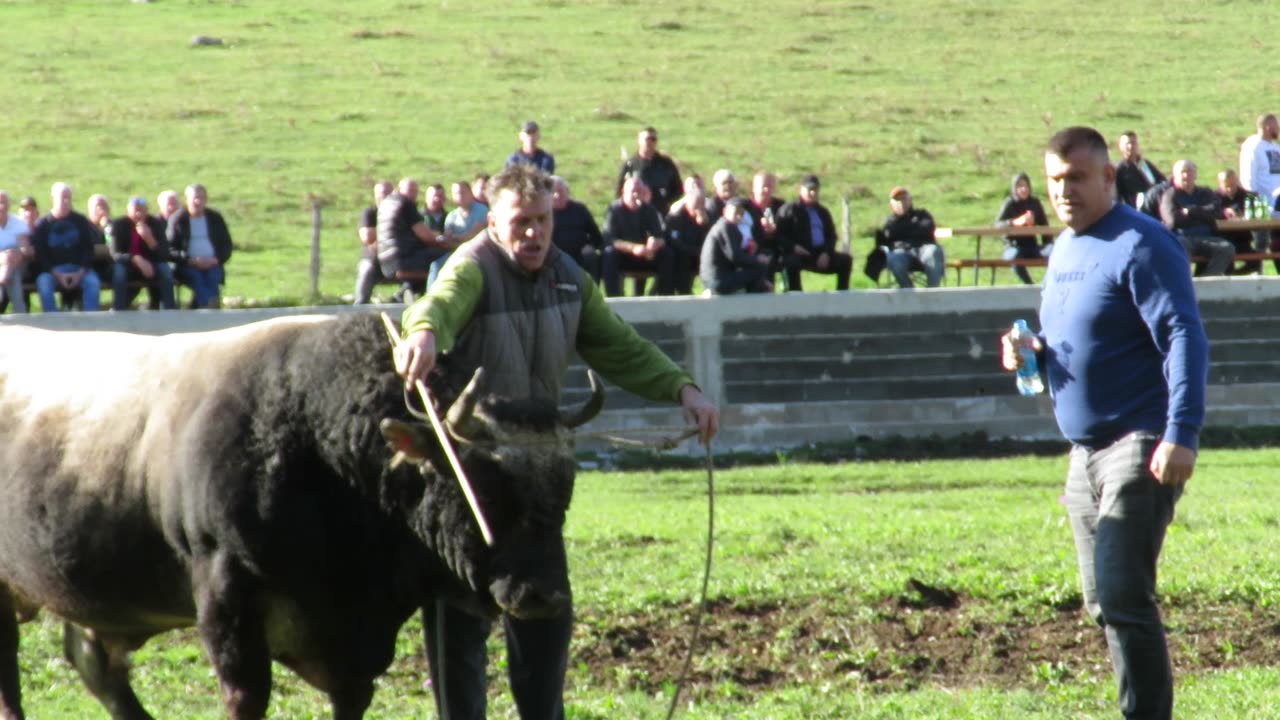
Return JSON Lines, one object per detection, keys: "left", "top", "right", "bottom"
{"left": 7, "top": 277, "right": 1280, "bottom": 455}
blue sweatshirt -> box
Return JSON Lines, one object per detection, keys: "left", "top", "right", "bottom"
{"left": 1039, "top": 202, "right": 1208, "bottom": 450}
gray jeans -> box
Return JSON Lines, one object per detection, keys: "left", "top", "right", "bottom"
{"left": 1064, "top": 431, "right": 1182, "bottom": 720}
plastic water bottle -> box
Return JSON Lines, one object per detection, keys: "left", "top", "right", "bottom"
{"left": 1011, "top": 319, "right": 1044, "bottom": 396}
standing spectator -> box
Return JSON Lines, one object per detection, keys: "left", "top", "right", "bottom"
{"left": 1114, "top": 131, "right": 1167, "bottom": 208}
{"left": 1003, "top": 125, "right": 1206, "bottom": 720}
{"left": 0, "top": 191, "right": 31, "bottom": 312}
{"left": 107, "top": 196, "right": 176, "bottom": 310}
{"left": 778, "top": 174, "right": 852, "bottom": 291}
{"left": 471, "top": 173, "right": 491, "bottom": 207}
{"left": 705, "top": 168, "right": 739, "bottom": 220}
{"left": 505, "top": 120, "right": 555, "bottom": 173}
{"left": 167, "top": 183, "right": 233, "bottom": 309}
{"left": 700, "top": 198, "right": 773, "bottom": 295}
{"left": 376, "top": 178, "right": 454, "bottom": 295}
{"left": 615, "top": 126, "right": 683, "bottom": 215}
{"left": 156, "top": 189, "right": 180, "bottom": 224}
{"left": 353, "top": 180, "right": 395, "bottom": 305}
{"left": 550, "top": 175, "right": 603, "bottom": 281}
{"left": 993, "top": 172, "right": 1053, "bottom": 285}
{"left": 1156, "top": 160, "right": 1235, "bottom": 276}
{"left": 868, "top": 186, "right": 944, "bottom": 288}
{"left": 665, "top": 177, "right": 712, "bottom": 294}
{"left": 601, "top": 176, "right": 675, "bottom": 296}
{"left": 1215, "top": 168, "right": 1266, "bottom": 274}
{"left": 30, "top": 182, "right": 101, "bottom": 312}
{"left": 1239, "top": 113, "right": 1280, "bottom": 212}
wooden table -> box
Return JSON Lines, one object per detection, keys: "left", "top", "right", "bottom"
{"left": 934, "top": 225, "right": 1060, "bottom": 286}
{"left": 1216, "top": 217, "right": 1280, "bottom": 233}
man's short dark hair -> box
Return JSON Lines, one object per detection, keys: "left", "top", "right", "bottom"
{"left": 1047, "top": 126, "right": 1110, "bottom": 163}
{"left": 488, "top": 163, "right": 554, "bottom": 205}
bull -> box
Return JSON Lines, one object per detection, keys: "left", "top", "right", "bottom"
{"left": 0, "top": 312, "right": 603, "bottom": 720}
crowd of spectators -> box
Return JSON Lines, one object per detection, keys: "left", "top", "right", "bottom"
{"left": 0, "top": 182, "right": 233, "bottom": 313}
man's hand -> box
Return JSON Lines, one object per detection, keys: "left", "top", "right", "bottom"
{"left": 137, "top": 221, "right": 157, "bottom": 247}
{"left": 1000, "top": 328, "right": 1041, "bottom": 372}
{"left": 1150, "top": 441, "right": 1196, "bottom": 486}
{"left": 395, "top": 329, "right": 437, "bottom": 390}
{"left": 679, "top": 384, "right": 720, "bottom": 447}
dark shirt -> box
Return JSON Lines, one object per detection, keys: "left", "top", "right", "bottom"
{"left": 31, "top": 211, "right": 97, "bottom": 272}
{"left": 107, "top": 215, "right": 170, "bottom": 263}
{"left": 615, "top": 153, "right": 683, "bottom": 215}
{"left": 876, "top": 208, "right": 937, "bottom": 250}
{"left": 376, "top": 192, "right": 425, "bottom": 261}
{"left": 506, "top": 148, "right": 556, "bottom": 174}
{"left": 664, "top": 203, "right": 711, "bottom": 257}
{"left": 602, "top": 200, "right": 665, "bottom": 247}
{"left": 359, "top": 205, "right": 378, "bottom": 260}
{"left": 748, "top": 197, "right": 787, "bottom": 252}
{"left": 552, "top": 200, "right": 603, "bottom": 257}
{"left": 993, "top": 196, "right": 1052, "bottom": 249}
{"left": 778, "top": 199, "right": 837, "bottom": 255}
{"left": 167, "top": 208, "right": 234, "bottom": 265}
{"left": 1115, "top": 158, "right": 1167, "bottom": 207}
{"left": 1159, "top": 186, "right": 1223, "bottom": 237}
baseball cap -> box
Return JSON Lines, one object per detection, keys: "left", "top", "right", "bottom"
{"left": 889, "top": 186, "right": 910, "bottom": 199}
{"left": 128, "top": 195, "right": 148, "bottom": 207}
{"left": 801, "top": 174, "right": 821, "bottom": 190}
{"left": 521, "top": 120, "right": 539, "bottom": 134}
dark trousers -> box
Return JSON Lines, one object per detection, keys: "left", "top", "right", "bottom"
{"left": 1064, "top": 432, "right": 1180, "bottom": 720}
{"left": 600, "top": 244, "right": 676, "bottom": 297}
{"left": 784, "top": 250, "right": 852, "bottom": 291}
{"left": 704, "top": 264, "right": 770, "bottom": 295}
{"left": 112, "top": 261, "right": 176, "bottom": 310}
{"left": 422, "top": 597, "right": 572, "bottom": 720}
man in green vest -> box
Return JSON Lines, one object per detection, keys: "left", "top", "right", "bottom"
{"left": 395, "top": 162, "right": 718, "bottom": 720}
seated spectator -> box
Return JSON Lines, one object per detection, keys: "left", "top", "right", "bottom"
{"left": 167, "top": 183, "right": 233, "bottom": 308}
{"left": 601, "top": 176, "right": 675, "bottom": 296}
{"left": 31, "top": 182, "right": 101, "bottom": 312}
{"left": 86, "top": 193, "right": 113, "bottom": 279}
{"left": 505, "top": 120, "right": 555, "bottom": 173}
{"left": 353, "top": 180, "right": 394, "bottom": 305}
{"left": 107, "top": 196, "right": 176, "bottom": 310}
{"left": 747, "top": 171, "right": 797, "bottom": 289}
{"left": 426, "top": 180, "right": 490, "bottom": 287}
{"left": 471, "top": 173, "right": 490, "bottom": 207}
{"left": 700, "top": 199, "right": 773, "bottom": 295}
{"left": 1216, "top": 168, "right": 1266, "bottom": 274}
{"left": 550, "top": 176, "right": 604, "bottom": 281}
{"left": 0, "top": 190, "right": 31, "bottom": 312}
{"left": 993, "top": 172, "right": 1053, "bottom": 285}
{"left": 18, "top": 196, "right": 39, "bottom": 230}
{"left": 376, "top": 178, "right": 456, "bottom": 297}
{"left": 156, "top": 189, "right": 181, "bottom": 224}
{"left": 705, "top": 169, "right": 739, "bottom": 220}
{"left": 1157, "top": 159, "right": 1235, "bottom": 276}
{"left": 665, "top": 177, "right": 712, "bottom": 295}
{"left": 867, "top": 186, "right": 944, "bottom": 288}
{"left": 16, "top": 196, "right": 39, "bottom": 300}
{"left": 422, "top": 183, "right": 448, "bottom": 234}
{"left": 1114, "top": 131, "right": 1167, "bottom": 207}
{"left": 615, "top": 126, "right": 683, "bottom": 215}
{"left": 777, "top": 174, "right": 853, "bottom": 291}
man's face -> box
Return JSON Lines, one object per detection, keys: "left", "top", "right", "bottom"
{"left": 638, "top": 131, "right": 657, "bottom": 158}
{"left": 1014, "top": 179, "right": 1031, "bottom": 201}
{"left": 1264, "top": 117, "right": 1280, "bottom": 141}
{"left": 1045, "top": 146, "right": 1115, "bottom": 231}
{"left": 89, "top": 197, "right": 109, "bottom": 222}
{"left": 715, "top": 178, "right": 736, "bottom": 200}
{"left": 472, "top": 178, "right": 488, "bottom": 202}
{"left": 752, "top": 176, "right": 775, "bottom": 204}
{"left": 489, "top": 189, "right": 554, "bottom": 273}
{"left": 451, "top": 183, "right": 472, "bottom": 209}
{"left": 800, "top": 186, "right": 819, "bottom": 204}
{"left": 1218, "top": 171, "right": 1240, "bottom": 195}
{"left": 52, "top": 185, "right": 72, "bottom": 215}
{"left": 1118, "top": 135, "right": 1139, "bottom": 162}
{"left": 160, "top": 193, "right": 180, "bottom": 218}
{"left": 520, "top": 129, "right": 539, "bottom": 150}
{"left": 186, "top": 188, "right": 207, "bottom": 216}
{"left": 1172, "top": 162, "right": 1197, "bottom": 192}
{"left": 889, "top": 194, "right": 911, "bottom": 216}
{"left": 128, "top": 203, "right": 148, "bottom": 223}
{"left": 552, "top": 182, "right": 569, "bottom": 210}
{"left": 622, "top": 178, "right": 646, "bottom": 210}
{"left": 425, "top": 186, "right": 445, "bottom": 213}
{"left": 19, "top": 203, "right": 37, "bottom": 225}
{"left": 724, "top": 204, "right": 744, "bottom": 225}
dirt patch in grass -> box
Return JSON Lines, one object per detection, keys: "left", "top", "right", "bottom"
{"left": 571, "top": 587, "right": 1280, "bottom": 696}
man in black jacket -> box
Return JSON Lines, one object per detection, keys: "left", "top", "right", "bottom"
{"left": 1115, "top": 131, "right": 1167, "bottom": 208}
{"left": 550, "top": 176, "right": 603, "bottom": 281}
{"left": 107, "top": 196, "right": 176, "bottom": 309}
{"left": 615, "top": 126, "right": 683, "bottom": 215}
{"left": 600, "top": 176, "right": 675, "bottom": 296}
{"left": 777, "top": 174, "right": 852, "bottom": 291}
{"left": 1158, "top": 160, "right": 1235, "bottom": 276}
{"left": 700, "top": 199, "right": 772, "bottom": 294}
{"left": 867, "top": 186, "right": 944, "bottom": 288}
{"left": 167, "top": 183, "right": 233, "bottom": 308}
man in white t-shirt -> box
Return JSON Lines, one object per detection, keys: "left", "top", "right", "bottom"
{"left": 0, "top": 191, "right": 31, "bottom": 312}
{"left": 1239, "top": 113, "right": 1280, "bottom": 214}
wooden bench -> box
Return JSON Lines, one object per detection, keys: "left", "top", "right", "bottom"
{"left": 948, "top": 252, "right": 1280, "bottom": 286}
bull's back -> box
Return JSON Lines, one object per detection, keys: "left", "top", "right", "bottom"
{"left": 0, "top": 316, "right": 336, "bottom": 629}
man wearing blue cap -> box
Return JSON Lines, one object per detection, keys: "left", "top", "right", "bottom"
{"left": 505, "top": 120, "right": 556, "bottom": 173}
{"left": 107, "top": 196, "right": 176, "bottom": 309}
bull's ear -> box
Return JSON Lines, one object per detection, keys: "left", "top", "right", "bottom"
{"left": 380, "top": 418, "right": 435, "bottom": 470}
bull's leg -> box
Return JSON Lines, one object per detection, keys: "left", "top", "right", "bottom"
{"left": 194, "top": 552, "right": 271, "bottom": 720}
{"left": 0, "top": 588, "right": 25, "bottom": 720}
{"left": 61, "top": 624, "right": 153, "bottom": 720}
{"left": 328, "top": 681, "right": 374, "bottom": 720}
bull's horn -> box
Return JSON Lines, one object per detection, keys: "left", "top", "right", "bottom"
{"left": 561, "top": 370, "right": 605, "bottom": 429}
{"left": 445, "top": 368, "right": 486, "bottom": 439}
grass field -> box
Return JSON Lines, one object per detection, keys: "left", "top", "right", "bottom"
{"left": 4, "top": 1, "right": 1279, "bottom": 301}
{"left": 13, "top": 450, "right": 1280, "bottom": 718}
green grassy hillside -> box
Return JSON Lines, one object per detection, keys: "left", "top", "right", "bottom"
{"left": 4, "top": 0, "right": 1275, "bottom": 301}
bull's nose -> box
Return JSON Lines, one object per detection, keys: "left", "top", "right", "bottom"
{"left": 489, "top": 578, "right": 570, "bottom": 619}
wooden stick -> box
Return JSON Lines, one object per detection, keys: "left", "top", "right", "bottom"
{"left": 380, "top": 312, "right": 495, "bottom": 547}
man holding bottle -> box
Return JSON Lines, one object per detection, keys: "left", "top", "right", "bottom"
{"left": 1001, "top": 126, "right": 1207, "bottom": 720}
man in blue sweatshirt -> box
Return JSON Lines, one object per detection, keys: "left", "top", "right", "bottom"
{"left": 1002, "top": 126, "right": 1207, "bottom": 720}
